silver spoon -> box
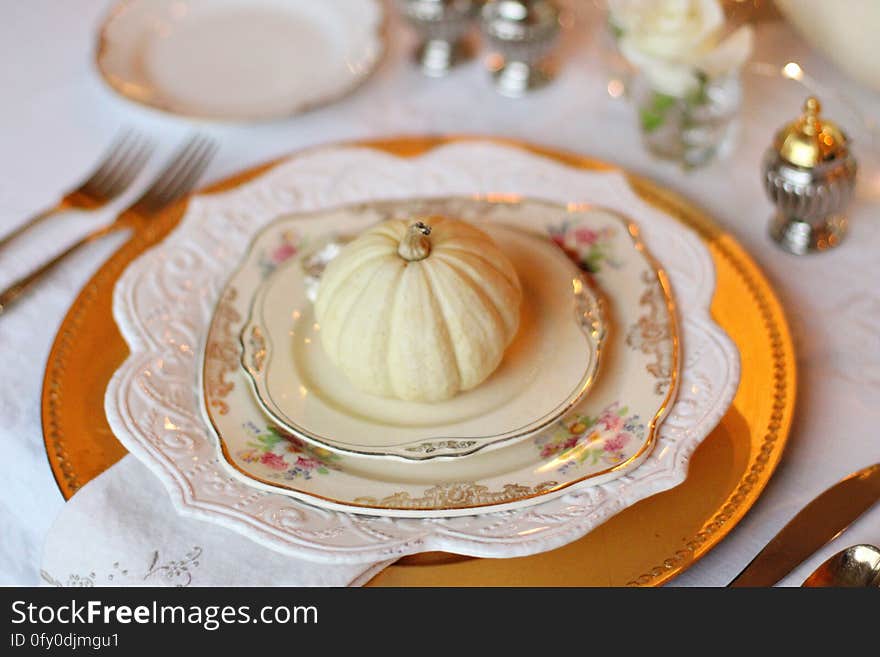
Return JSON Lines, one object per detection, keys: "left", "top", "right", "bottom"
{"left": 802, "top": 545, "right": 880, "bottom": 587}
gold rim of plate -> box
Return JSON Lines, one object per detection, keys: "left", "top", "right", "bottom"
{"left": 41, "top": 136, "right": 796, "bottom": 586}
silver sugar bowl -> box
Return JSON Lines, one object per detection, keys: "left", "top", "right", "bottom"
{"left": 397, "top": 0, "right": 479, "bottom": 77}
{"left": 481, "top": 0, "right": 561, "bottom": 97}
{"left": 763, "top": 97, "right": 858, "bottom": 254}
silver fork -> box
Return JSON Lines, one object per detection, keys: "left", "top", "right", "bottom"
{"left": 0, "top": 131, "right": 154, "bottom": 250}
{"left": 0, "top": 135, "right": 217, "bottom": 315}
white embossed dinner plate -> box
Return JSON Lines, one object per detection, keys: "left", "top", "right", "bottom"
{"left": 96, "top": 0, "right": 385, "bottom": 121}
{"left": 106, "top": 142, "right": 739, "bottom": 561}
{"left": 239, "top": 214, "right": 606, "bottom": 461}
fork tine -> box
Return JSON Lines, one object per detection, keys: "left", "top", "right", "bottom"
{"left": 154, "top": 139, "right": 216, "bottom": 207}
{"left": 133, "top": 135, "right": 206, "bottom": 209}
{"left": 80, "top": 130, "right": 139, "bottom": 196}
{"left": 85, "top": 134, "right": 142, "bottom": 196}
{"left": 101, "top": 136, "right": 155, "bottom": 199}
{"left": 150, "top": 136, "right": 210, "bottom": 197}
{"left": 137, "top": 135, "right": 215, "bottom": 212}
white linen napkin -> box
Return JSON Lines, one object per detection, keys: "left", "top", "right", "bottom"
{"left": 40, "top": 455, "right": 392, "bottom": 587}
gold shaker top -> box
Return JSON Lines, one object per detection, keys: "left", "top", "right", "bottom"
{"left": 774, "top": 97, "right": 848, "bottom": 168}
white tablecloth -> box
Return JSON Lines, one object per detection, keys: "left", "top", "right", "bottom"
{"left": 2, "top": 0, "right": 878, "bottom": 586}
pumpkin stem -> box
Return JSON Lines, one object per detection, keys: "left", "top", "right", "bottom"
{"left": 398, "top": 221, "right": 432, "bottom": 261}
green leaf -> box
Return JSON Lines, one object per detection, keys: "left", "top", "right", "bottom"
{"left": 640, "top": 92, "right": 676, "bottom": 133}
{"left": 266, "top": 425, "right": 289, "bottom": 440}
{"left": 256, "top": 433, "right": 283, "bottom": 449}
{"left": 579, "top": 414, "right": 597, "bottom": 427}
{"left": 576, "top": 447, "right": 601, "bottom": 465}
{"left": 686, "top": 71, "right": 710, "bottom": 106}
{"left": 639, "top": 108, "right": 664, "bottom": 133}
{"left": 583, "top": 248, "right": 604, "bottom": 273}
{"left": 617, "top": 406, "right": 629, "bottom": 417}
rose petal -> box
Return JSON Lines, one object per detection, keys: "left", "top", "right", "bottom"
{"left": 626, "top": 0, "right": 725, "bottom": 60}
{"left": 607, "top": 0, "right": 651, "bottom": 32}
{"left": 621, "top": 38, "right": 700, "bottom": 95}
{"left": 697, "top": 25, "right": 755, "bottom": 77}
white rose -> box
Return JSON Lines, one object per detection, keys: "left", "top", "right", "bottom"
{"left": 610, "top": 0, "right": 754, "bottom": 97}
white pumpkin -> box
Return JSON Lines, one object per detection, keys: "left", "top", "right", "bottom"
{"left": 314, "top": 216, "right": 522, "bottom": 402}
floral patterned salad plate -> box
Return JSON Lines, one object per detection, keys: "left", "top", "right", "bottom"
{"left": 238, "top": 213, "right": 607, "bottom": 461}
{"left": 203, "top": 196, "right": 679, "bottom": 517}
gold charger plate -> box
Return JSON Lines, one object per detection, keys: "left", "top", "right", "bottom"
{"left": 42, "top": 136, "right": 795, "bottom": 586}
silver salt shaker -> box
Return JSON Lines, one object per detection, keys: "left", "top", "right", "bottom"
{"left": 764, "top": 97, "right": 858, "bottom": 254}
{"left": 398, "top": 0, "right": 479, "bottom": 77}
{"left": 481, "top": 0, "right": 561, "bottom": 97}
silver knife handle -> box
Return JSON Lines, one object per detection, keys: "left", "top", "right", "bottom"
{"left": 729, "top": 463, "right": 880, "bottom": 587}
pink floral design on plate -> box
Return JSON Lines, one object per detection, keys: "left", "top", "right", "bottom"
{"left": 535, "top": 401, "right": 646, "bottom": 475}
{"left": 547, "top": 221, "right": 621, "bottom": 273}
{"left": 258, "top": 230, "right": 301, "bottom": 278}
{"left": 237, "top": 423, "right": 341, "bottom": 480}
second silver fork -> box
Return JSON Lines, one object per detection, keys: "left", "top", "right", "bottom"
{"left": 0, "top": 135, "right": 217, "bottom": 315}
